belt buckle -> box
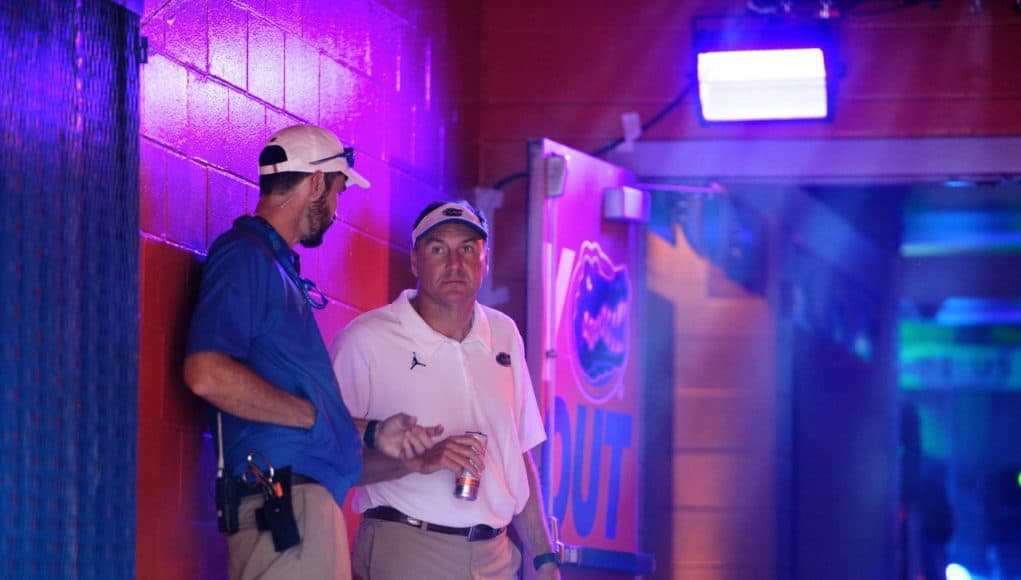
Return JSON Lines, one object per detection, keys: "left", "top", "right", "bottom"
{"left": 406, "top": 516, "right": 427, "bottom": 531}
{"left": 467, "top": 524, "right": 495, "bottom": 542}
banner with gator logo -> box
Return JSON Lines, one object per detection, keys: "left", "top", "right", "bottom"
{"left": 526, "top": 139, "right": 644, "bottom": 567}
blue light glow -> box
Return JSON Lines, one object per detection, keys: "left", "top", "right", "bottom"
{"left": 945, "top": 562, "right": 971, "bottom": 580}
{"left": 936, "top": 298, "right": 1021, "bottom": 326}
{"left": 902, "top": 208, "right": 1021, "bottom": 257}
{"left": 697, "top": 48, "right": 828, "bottom": 121}
{"left": 943, "top": 180, "right": 977, "bottom": 188}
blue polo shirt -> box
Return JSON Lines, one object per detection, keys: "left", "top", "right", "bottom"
{"left": 186, "top": 216, "right": 361, "bottom": 506}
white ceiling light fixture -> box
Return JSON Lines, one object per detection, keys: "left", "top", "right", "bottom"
{"left": 692, "top": 15, "right": 841, "bottom": 123}
{"left": 697, "top": 48, "right": 828, "bottom": 121}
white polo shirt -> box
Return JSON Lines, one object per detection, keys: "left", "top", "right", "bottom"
{"left": 329, "top": 289, "right": 546, "bottom": 528}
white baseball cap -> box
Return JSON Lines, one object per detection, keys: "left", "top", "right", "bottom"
{"left": 411, "top": 201, "right": 489, "bottom": 247}
{"left": 258, "top": 124, "right": 371, "bottom": 188}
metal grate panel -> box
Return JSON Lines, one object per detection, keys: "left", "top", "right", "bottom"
{"left": 0, "top": 1, "right": 140, "bottom": 577}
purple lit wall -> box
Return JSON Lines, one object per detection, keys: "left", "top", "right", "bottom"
{"left": 136, "top": 2, "right": 473, "bottom": 577}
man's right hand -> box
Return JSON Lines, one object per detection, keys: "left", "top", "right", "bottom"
{"left": 355, "top": 427, "right": 481, "bottom": 486}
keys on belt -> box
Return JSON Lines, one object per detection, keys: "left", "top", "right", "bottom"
{"left": 241, "top": 451, "right": 283, "bottom": 500}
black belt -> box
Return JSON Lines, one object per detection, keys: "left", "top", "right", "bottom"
{"left": 237, "top": 473, "right": 318, "bottom": 498}
{"left": 363, "top": 506, "right": 506, "bottom": 542}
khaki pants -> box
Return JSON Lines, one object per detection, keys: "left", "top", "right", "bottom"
{"left": 228, "top": 484, "right": 351, "bottom": 580}
{"left": 352, "top": 517, "right": 520, "bottom": 580}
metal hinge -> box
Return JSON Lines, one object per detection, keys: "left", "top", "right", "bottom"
{"left": 136, "top": 35, "right": 148, "bottom": 64}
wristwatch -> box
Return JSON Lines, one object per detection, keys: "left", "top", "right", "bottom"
{"left": 363, "top": 419, "right": 379, "bottom": 449}
{"left": 533, "top": 551, "right": 561, "bottom": 570}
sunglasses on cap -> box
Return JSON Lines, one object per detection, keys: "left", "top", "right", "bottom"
{"left": 310, "top": 146, "right": 356, "bottom": 169}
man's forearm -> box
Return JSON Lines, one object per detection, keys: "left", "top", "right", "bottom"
{"left": 512, "top": 451, "right": 559, "bottom": 574}
{"left": 356, "top": 448, "right": 416, "bottom": 484}
{"left": 184, "top": 351, "right": 316, "bottom": 428}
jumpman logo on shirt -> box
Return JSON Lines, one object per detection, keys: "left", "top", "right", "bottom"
{"left": 410, "top": 352, "right": 427, "bottom": 370}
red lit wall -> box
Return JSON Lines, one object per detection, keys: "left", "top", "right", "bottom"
{"left": 476, "top": 1, "right": 1021, "bottom": 153}
{"left": 647, "top": 234, "right": 779, "bottom": 578}
{"left": 136, "top": 2, "right": 474, "bottom": 577}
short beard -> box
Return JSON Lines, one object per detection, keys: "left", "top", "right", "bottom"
{"left": 299, "top": 194, "right": 333, "bottom": 248}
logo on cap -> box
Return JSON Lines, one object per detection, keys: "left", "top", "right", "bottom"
{"left": 443, "top": 208, "right": 464, "bottom": 217}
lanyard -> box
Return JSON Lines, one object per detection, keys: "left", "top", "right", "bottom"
{"left": 247, "top": 216, "right": 328, "bottom": 310}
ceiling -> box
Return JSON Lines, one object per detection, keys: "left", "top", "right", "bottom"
{"left": 609, "top": 137, "right": 1021, "bottom": 326}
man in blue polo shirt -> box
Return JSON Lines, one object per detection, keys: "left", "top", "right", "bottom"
{"left": 185, "top": 124, "right": 434, "bottom": 580}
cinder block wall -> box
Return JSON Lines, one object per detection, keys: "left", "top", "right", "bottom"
{"left": 135, "top": 1, "right": 474, "bottom": 577}
{"left": 135, "top": 0, "right": 1021, "bottom": 577}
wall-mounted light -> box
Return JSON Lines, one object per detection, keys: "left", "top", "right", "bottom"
{"left": 693, "top": 15, "right": 840, "bottom": 123}
{"left": 697, "top": 48, "right": 828, "bottom": 121}
{"left": 603, "top": 185, "right": 649, "bottom": 223}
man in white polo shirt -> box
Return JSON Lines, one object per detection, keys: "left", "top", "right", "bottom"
{"left": 329, "top": 200, "right": 561, "bottom": 579}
